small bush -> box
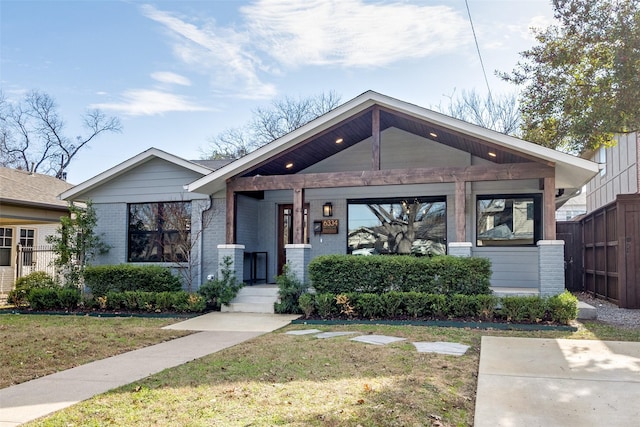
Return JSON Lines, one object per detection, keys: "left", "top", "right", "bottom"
{"left": 274, "top": 264, "right": 307, "bottom": 314}
{"left": 315, "top": 293, "right": 335, "bottom": 319}
{"left": 57, "top": 288, "right": 81, "bottom": 310}
{"left": 198, "top": 257, "right": 243, "bottom": 310}
{"left": 298, "top": 293, "right": 315, "bottom": 318}
{"left": 27, "top": 288, "right": 59, "bottom": 310}
{"left": 547, "top": 291, "right": 579, "bottom": 324}
{"left": 8, "top": 271, "right": 57, "bottom": 307}
{"left": 355, "top": 293, "right": 383, "bottom": 319}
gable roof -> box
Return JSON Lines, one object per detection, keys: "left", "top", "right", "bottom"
{"left": 187, "top": 90, "right": 599, "bottom": 195}
{"left": 0, "top": 167, "right": 73, "bottom": 210}
{"left": 60, "top": 147, "right": 213, "bottom": 201}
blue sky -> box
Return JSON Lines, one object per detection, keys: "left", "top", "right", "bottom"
{"left": 1, "top": 0, "right": 555, "bottom": 184}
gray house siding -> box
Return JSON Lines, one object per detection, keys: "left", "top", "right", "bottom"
{"left": 586, "top": 132, "right": 639, "bottom": 212}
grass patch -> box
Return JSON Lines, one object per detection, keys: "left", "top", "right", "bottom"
{"left": 0, "top": 314, "right": 191, "bottom": 388}
{"left": 27, "top": 320, "right": 640, "bottom": 427}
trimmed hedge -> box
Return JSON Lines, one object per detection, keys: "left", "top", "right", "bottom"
{"left": 83, "top": 264, "right": 182, "bottom": 297}
{"left": 308, "top": 254, "right": 492, "bottom": 295}
{"left": 296, "top": 291, "right": 579, "bottom": 325}
{"left": 89, "top": 291, "right": 206, "bottom": 313}
{"left": 7, "top": 271, "right": 58, "bottom": 307}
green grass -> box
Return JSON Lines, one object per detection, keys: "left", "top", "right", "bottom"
{"left": 0, "top": 314, "right": 191, "bottom": 388}
{"left": 25, "top": 319, "right": 640, "bottom": 427}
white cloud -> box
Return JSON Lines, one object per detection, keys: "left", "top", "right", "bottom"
{"left": 140, "top": 4, "right": 276, "bottom": 99}
{"left": 89, "top": 89, "right": 212, "bottom": 116}
{"left": 240, "top": 0, "right": 470, "bottom": 68}
{"left": 151, "top": 71, "right": 192, "bottom": 86}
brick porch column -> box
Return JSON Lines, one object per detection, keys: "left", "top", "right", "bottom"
{"left": 538, "top": 240, "right": 565, "bottom": 297}
{"left": 285, "top": 244, "right": 312, "bottom": 284}
{"left": 217, "top": 244, "right": 245, "bottom": 283}
{"left": 448, "top": 242, "right": 472, "bottom": 257}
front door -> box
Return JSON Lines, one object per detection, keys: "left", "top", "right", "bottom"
{"left": 277, "top": 204, "right": 309, "bottom": 275}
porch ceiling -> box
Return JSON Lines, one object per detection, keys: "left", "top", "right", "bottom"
{"left": 240, "top": 106, "right": 533, "bottom": 178}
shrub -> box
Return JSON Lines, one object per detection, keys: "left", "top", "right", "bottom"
{"left": 274, "top": 264, "right": 307, "bottom": 314}
{"left": 84, "top": 264, "right": 182, "bottom": 297}
{"left": 449, "top": 294, "right": 478, "bottom": 318}
{"left": 476, "top": 294, "right": 499, "bottom": 320}
{"left": 27, "top": 288, "right": 59, "bottom": 310}
{"left": 298, "top": 293, "right": 315, "bottom": 318}
{"left": 381, "top": 291, "right": 405, "bottom": 317}
{"left": 308, "top": 254, "right": 491, "bottom": 295}
{"left": 547, "top": 291, "right": 579, "bottom": 324}
{"left": 315, "top": 293, "right": 335, "bottom": 319}
{"left": 8, "top": 271, "right": 57, "bottom": 307}
{"left": 57, "top": 288, "right": 81, "bottom": 310}
{"left": 355, "top": 293, "right": 383, "bottom": 319}
{"left": 198, "top": 256, "right": 243, "bottom": 310}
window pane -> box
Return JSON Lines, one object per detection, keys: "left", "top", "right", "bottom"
{"left": 0, "top": 248, "right": 10, "bottom": 266}
{"left": 477, "top": 196, "right": 539, "bottom": 246}
{"left": 128, "top": 202, "right": 191, "bottom": 262}
{"left": 348, "top": 198, "right": 446, "bottom": 256}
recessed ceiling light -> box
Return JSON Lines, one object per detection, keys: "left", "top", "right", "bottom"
{"left": 429, "top": 132, "right": 438, "bottom": 138}
{"left": 285, "top": 162, "right": 294, "bottom": 169}
{"left": 335, "top": 137, "right": 343, "bottom": 144}
{"left": 488, "top": 152, "right": 497, "bottom": 158}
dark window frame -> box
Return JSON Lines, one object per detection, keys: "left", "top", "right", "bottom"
{"left": 476, "top": 193, "right": 542, "bottom": 247}
{"left": 346, "top": 196, "right": 447, "bottom": 256}
{"left": 127, "top": 201, "right": 192, "bottom": 263}
{"left": 0, "top": 227, "right": 13, "bottom": 267}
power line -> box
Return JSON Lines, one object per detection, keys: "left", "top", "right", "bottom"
{"left": 465, "top": 0, "right": 492, "bottom": 101}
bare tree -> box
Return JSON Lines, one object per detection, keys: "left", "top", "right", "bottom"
{"left": 0, "top": 90, "right": 122, "bottom": 178}
{"left": 436, "top": 89, "right": 522, "bottom": 136}
{"left": 161, "top": 199, "right": 218, "bottom": 292}
{"left": 202, "top": 91, "right": 341, "bottom": 160}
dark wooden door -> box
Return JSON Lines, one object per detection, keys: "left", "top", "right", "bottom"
{"left": 557, "top": 221, "right": 583, "bottom": 292}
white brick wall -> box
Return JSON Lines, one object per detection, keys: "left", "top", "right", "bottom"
{"left": 538, "top": 240, "right": 565, "bottom": 297}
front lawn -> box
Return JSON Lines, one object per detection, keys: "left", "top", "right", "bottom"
{"left": 0, "top": 314, "right": 191, "bottom": 388}
{"left": 25, "top": 320, "right": 639, "bottom": 427}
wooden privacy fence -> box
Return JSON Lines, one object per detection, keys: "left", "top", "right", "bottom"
{"left": 580, "top": 194, "right": 640, "bottom": 309}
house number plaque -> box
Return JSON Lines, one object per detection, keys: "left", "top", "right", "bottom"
{"left": 321, "top": 219, "right": 339, "bottom": 234}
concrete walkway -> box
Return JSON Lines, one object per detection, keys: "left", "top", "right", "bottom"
{"left": 475, "top": 336, "right": 640, "bottom": 427}
{"left": 0, "top": 313, "right": 299, "bottom": 427}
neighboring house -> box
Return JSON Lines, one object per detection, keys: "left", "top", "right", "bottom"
{"left": 61, "top": 91, "right": 599, "bottom": 297}
{"left": 585, "top": 132, "right": 639, "bottom": 212}
{"left": 0, "top": 167, "right": 73, "bottom": 295}
{"left": 556, "top": 191, "right": 587, "bottom": 221}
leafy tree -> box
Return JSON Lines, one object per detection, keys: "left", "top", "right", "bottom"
{"left": 202, "top": 91, "right": 341, "bottom": 160}
{"left": 436, "top": 90, "right": 522, "bottom": 136}
{"left": 46, "top": 201, "right": 110, "bottom": 286}
{"left": 501, "top": 0, "right": 640, "bottom": 153}
{"left": 0, "top": 90, "right": 121, "bottom": 178}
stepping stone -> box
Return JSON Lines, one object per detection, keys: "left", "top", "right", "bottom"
{"left": 351, "top": 335, "right": 406, "bottom": 345}
{"left": 413, "top": 342, "right": 470, "bottom": 356}
{"left": 285, "top": 329, "right": 322, "bottom": 335}
{"left": 315, "top": 331, "right": 359, "bottom": 339}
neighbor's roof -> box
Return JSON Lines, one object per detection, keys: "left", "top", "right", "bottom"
{"left": 59, "top": 147, "right": 214, "bottom": 201}
{"left": 0, "top": 167, "right": 74, "bottom": 210}
{"left": 187, "top": 90, "right": 600, "bottom": 195}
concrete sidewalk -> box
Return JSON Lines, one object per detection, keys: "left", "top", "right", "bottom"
{"left": 0, "top": 313, "right": 299, "bottom": 427}
{"left": 475, "top": 336, "right": 640, "bottom": 427}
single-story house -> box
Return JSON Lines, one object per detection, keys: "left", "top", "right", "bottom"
{"left": 60, "top": 91, "right": 599, "bottom": 297}
{"left": 0, "top": 167, "right": 73, "bottom": 294}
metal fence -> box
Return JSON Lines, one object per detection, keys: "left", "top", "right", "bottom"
{"left": 16, "top": 244, "right": 57, "bottom": 279}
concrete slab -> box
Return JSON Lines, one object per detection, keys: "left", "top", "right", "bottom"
{"left": 1, "top": 313, "right": 299, "bottom": 426}
{"left": 162, "top": 312, "right": 300, "bottom": 332}
{"left": 285, "top": 329, "right": 322, "bottom": 335}
{"left": 315, "top": 331, "right": 359, "bottom": 339}
{"left": 350, "top": 335, "right": 406, "bottom": 346}
{"left": 577, "top": 301, "right": 597, "bottom": 319}
{"left": 475, "top": 336, "right": 640, "bottom": 427}
{"left": 413, "top": 342, "right": 470, "bottom": 356}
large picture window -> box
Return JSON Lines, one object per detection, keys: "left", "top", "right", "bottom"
{"left": 348, "top": 197, "right": 446, "bottom": 256}
{"left": 128, "top": 202, "right": 191, "bottom": 262}
{"left": 476, "top": 194, "right": 541, "bottom": 246}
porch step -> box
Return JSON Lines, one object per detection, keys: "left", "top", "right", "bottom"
{"left": 221, "top": 285, "right": 279, "bottom": 314}
{"left": 577, "top": 301, "right": 597, "bottom": 320}
{"left": 491, "top": 287, "right": 539, "bottom": 297}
